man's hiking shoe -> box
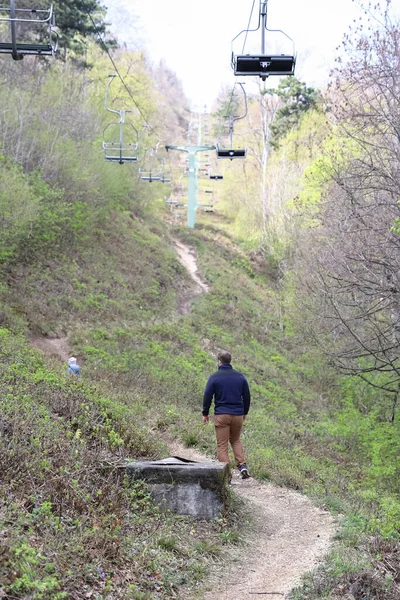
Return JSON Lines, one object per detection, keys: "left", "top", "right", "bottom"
{"left": 239, "top": 465, "right": 250, "bottom": 479}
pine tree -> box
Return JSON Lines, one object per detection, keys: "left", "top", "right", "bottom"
{"left": 269, "top": 77, "right": 320, "bottom": 148}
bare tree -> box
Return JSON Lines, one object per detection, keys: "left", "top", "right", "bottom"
{"left": 296, "top": 1, "right": 400, "bottom": 415}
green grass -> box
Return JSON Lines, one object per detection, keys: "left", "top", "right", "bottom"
{"left": 0, "top": 328, "right": 229, "bottom": 599}
{"left": 1, "top": 205, "right": 400, "bottom": 598}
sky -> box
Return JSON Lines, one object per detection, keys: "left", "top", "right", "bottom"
{"left": 104, "top": 0, "right": 400, "bottom": 109}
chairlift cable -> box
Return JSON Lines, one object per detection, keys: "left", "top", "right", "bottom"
{"left": 86, "top": 11, "right": 154, "bottom": 132}
{"left": 241, "top": 0, "right": 256, "bottom": 54}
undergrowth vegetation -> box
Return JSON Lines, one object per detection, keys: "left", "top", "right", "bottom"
{"left": 1, "top": 3, "right": 400, "bottom": 597}
{"left": 73, "top": 221, "right": 400, "bottom": 599}
{"left": 2, "top": 199, "right": 400, "bottom": 597}
{"left": 0, "top": 328, "right": 239, "bottom": 599}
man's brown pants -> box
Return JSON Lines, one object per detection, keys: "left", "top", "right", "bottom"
{"left": 214, "top": 414, "right": 246, "bottom": 467}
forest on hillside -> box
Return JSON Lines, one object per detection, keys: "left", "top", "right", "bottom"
{"left": 0, "top": 0, "right": 400, "bottom": 598}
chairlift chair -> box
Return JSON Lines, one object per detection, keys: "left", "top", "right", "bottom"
{"left": 231, "top": 0, "right": 295, "bottom": 80}
{"left": 157, "top": 156, "right": 172, "bottom": 182}
{"left": 102, "top": 74, "right": 139, "bottom": 164}
{"left": 142, "top": 173, "right": 171, "bottom": 183}
{"left": 216, "top": 83, "right": 248, "bottom": 160}
{"left": 139, "top": 141, "right": 172, "bottom": 183}
{"left": 165, "top": 198, "right": 179, "bottom": 212}
{"left": 139, "top": 148, "right": 163, "bottom": 182}
{"left": 199, "top": 203, "right": 214, "bottom": 213}
{"left": 0, "top": 1, "right": 57, "bottom": 60}
{"left": 209, "top": 174, "right": 224, "bottom": 180}
{"left": 198, "top": 197, "right": 214, "bottom": 213}
{"left": 174, "top": 212, "right": 184, "bottom": 223}
{"left": 103, "top": 123, "right": 139, "bottom": 164}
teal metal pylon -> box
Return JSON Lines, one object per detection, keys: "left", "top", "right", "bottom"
{"left": 165, "top": 143, "right": 215, "bottom": 228}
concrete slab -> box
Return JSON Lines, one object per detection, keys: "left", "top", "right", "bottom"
{"left": 127, "top": 457, "right": 229, "bottom": 519}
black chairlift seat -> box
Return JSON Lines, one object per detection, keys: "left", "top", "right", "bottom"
{"left": 209, "top": 174, "right": 223, "bottom": 180}
{"left": 217, "top": 148, "right": 246, "bottom": 160}
{"left": 234, "top": 54, "right": 295, "bottom": 78}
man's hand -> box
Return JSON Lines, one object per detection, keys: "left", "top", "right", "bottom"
{"left": 243, "top": 415, "right": 246, "bottom": 422}
{"left": 203, "top": 415, "right": 209, "bottom": 424}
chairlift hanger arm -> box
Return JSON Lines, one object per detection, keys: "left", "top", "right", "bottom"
{"left": 265, "top": 29, "right": 295, "bottom": 54}
{"left": 231, "top": 1, "right": 294, "bottom": 47}
{"left": 231, "top": 1, "right": 262, "bottom": 47}
{"left": 10, "top": 0, "right": 20, "bottom": 60}
{"left": 0, "top": 3, "right": 54, "bottom": 23}
{"left": 231, "top": 83, "right": 248, "bottom": 124}
{"left": 104, "top": 74, "right": 133, "bottom": 119}
{"left": 262, "top": 0, "right": 295, "bottom": 51}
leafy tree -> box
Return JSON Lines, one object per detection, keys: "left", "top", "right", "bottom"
{"left": 269, "top": 77, "right": 320, "bottom": 148}
{"left": 53, "top": 0, "right": 115, "bottom": 57}
{"left": 15, "top": 0, "right": 115, "bottom": 58}
{"left": 212, "top": 84, "right": 245, "bottom": 138}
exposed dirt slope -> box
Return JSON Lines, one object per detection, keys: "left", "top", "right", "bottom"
{"left": 31, "top": 335, "right": 71, "bottom": 361}
{"left": 173, "top": 238, "right": 210, "bottom": 314}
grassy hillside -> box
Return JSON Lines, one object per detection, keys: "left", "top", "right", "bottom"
{"left": 0, "top": 48, "right": 399, "bottom": 596}
{"left": 0, "top": 210, "right": 241, "bottom": 599}
{"left": 1, "top": 196, "right": 400, "bottom": 598}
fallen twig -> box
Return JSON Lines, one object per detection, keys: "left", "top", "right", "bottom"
{"left": 248, "top": 593, "right": 284, "bottom": 596}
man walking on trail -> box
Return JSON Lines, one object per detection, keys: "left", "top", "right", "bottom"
{"left": 202, "top": 350, "right": 251, "bottom": 479}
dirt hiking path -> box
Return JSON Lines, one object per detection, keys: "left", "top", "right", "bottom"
{"left": 173, "top": 239, "right": 210, "bottom": 315}
{"left": 31, "top": 335, "right": 71, "bottom": 361}
{"left": 173, "top": 239, "right": 209, "bottom": 294}
{"left": 171, "top": 243, "right": 335, "bottom": 598}
{"left": 168, "top": 440, "right": 335, "bottom": 600}
{"left": 31, "top": 240, "right": 336, "bottom": 599}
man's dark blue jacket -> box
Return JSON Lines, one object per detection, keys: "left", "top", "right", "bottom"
{"left": 202, "top": 364, "right": 251, "bottom": 416}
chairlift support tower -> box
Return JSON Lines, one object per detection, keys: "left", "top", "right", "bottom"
{"left": 166, "top": 144, "right": 215, "bottom": 228}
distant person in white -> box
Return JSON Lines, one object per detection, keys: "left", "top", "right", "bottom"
{"left": 67, "top": 357, "right": 80, "bottom": 376}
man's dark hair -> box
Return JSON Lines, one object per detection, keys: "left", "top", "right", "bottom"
{"left": 218, "top": 350, "right": 231, "bottom": 364}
